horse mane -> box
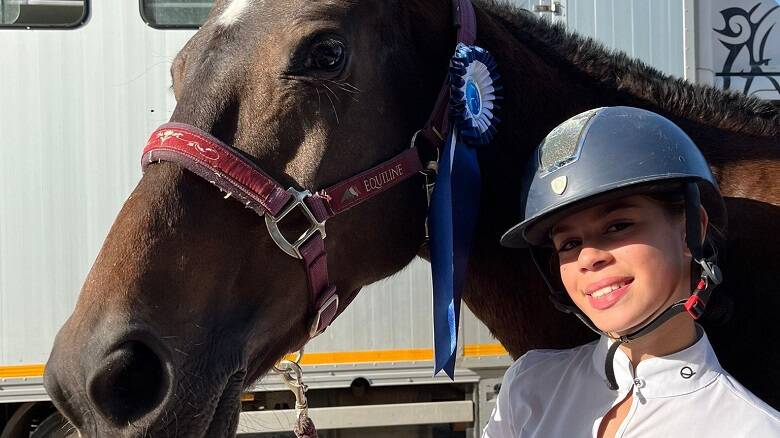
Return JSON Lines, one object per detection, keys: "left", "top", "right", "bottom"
{"left": 477, "top": 0, "right": 780, "bottom": 137}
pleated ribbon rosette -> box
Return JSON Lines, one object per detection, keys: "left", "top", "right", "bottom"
{"left": 430, "top": 43, "right": 502, "bottom": 378}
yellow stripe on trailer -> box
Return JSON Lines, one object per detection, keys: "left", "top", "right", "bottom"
{"left": 283, "top": 343, "right": 509, "bottom": 365}
{"left": 284, "top": 348, "right": 433, "bottom": 365}
{"left": 0, "top": 364, "right": 45, "bottom": 378}
{"left": 1, "top": 344, "right": 509, "bottom": 379}
{"left": 464, "top": 343, "right": 508, "bottom": 357}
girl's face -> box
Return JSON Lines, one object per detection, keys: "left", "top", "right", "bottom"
{"left": 550, "top": 195, "right": 694, "bottom": 336}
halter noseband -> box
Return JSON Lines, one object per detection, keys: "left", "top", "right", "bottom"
{"left": 141, "top": 0, "right": 478, "bottom": 341}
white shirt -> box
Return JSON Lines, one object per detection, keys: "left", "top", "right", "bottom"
{"left": 483, "top": 328, "right": 780, "bottom": 437}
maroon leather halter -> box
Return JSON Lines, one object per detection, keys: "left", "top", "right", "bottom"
{"left": 142, "top": 124, "right": 424, "bottom": 337}
{"left": 141, "top": 0, "right": 478, "bottom": 342}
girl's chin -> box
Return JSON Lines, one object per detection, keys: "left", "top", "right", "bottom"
{"left": 581, "top": 291, "right": 688, "bottom": 336}
{"left": 589, "top": 314, "right": 648, "bottom": 336}
{"left": 592, "top": 314, "right": 659, "bottom": 337}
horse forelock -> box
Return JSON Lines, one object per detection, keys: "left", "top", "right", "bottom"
{"left": 476, "top": 0, "right": 780, "bottom": 138}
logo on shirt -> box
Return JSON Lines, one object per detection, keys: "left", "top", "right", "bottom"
{"left": 680, "top": 366, "right": 696, "bottom": 379}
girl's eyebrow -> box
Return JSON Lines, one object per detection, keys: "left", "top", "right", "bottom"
{"left": 550, "top": 223, "right": 575, "bottom": 238}
{"left": 551, "top": 200, "right": 643, "bottom": 237}
{"left": 598, "top": 199, "right": 642, "bottom": 216}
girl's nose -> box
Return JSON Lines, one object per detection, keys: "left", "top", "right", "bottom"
{"left": 577, "top": 246, "right": 613, "bottom": 271}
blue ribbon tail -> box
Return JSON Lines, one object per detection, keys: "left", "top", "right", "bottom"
{"left": 451, "top": 134, "right": 481, "bottom": 344}
{"left": 431, "top": 130, "right": 457, "bottom": 378}
{"left": 430, "top": 129, "right": 482, "bottom": 379}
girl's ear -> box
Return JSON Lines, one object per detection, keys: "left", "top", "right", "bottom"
{"left": 682, "top": 205, "right": 710, "bottom": 258}
{"left": 698, "top": 206, "right": 710, "bottom": 245}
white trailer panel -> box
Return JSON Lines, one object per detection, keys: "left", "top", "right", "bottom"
{"left": 559, "top": 0, "right": 686, "bottom": 77}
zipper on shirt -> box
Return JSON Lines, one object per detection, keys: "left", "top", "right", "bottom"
{"left": 614, "top": 382, "right": 642, "bottom": 437}
{"left": 593, "top": 384, "right": 633, "bottom": 437}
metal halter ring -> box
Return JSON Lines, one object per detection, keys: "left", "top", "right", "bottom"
{"left": 273, "top": 355, "right": 309, "bottom": 414}
{"left": 410, "top": 130, "right": 440, "bottom": 174}
{"left": 273, "top": 349, "right": 304, "bottom": 371}
{"left": 265, "top": 188, "right": 327, "bottom": 259}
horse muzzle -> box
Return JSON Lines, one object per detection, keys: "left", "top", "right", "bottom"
{"left": 45, "top": 322, "right": 244, "bottom": 437}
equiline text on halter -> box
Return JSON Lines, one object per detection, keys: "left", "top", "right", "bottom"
{"left": 142, "top": 0, "right": 478, "bottom": 343}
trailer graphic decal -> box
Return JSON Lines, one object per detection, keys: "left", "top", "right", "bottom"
{"left": 714, "top": 2, "right": 780, "bottom": 95}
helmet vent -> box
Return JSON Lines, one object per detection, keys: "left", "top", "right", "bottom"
{"left": 539, "top": 108, "right": 601, "bottom": 174}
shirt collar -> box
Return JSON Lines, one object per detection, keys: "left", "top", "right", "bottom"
{"left": 592, "top": 325, "right": 722, "bottom": 398}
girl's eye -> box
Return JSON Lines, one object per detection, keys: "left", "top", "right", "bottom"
{"left": 557, "top": 239, "right": 581, "bottom": 253}
{"left": 606, "top": 222, "right": 632, "bottom": 233}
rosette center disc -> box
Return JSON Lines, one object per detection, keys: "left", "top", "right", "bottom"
{"left": 465, "top": 79, "right": 482, "bottom": 116}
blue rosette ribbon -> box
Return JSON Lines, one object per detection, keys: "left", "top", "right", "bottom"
{"left": 430, "top": 43, "right": 501, "bottom": 378}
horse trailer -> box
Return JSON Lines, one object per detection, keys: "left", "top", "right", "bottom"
{"left": 1, "top": 0, "right": 777, "bottom": 436}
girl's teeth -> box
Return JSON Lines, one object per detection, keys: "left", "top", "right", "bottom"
{"left": 592, "top": 282, "right": 625, "bottom": 298}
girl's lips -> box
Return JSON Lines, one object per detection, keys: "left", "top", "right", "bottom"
{"left": 586, "top": 281, "right": 632, "bottom": 310}
{"left": 584, "top": 276, "right": 634, "bottom": 295}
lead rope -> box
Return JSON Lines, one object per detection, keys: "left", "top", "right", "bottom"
{"left": 273, "top": 351, "right": 318, "bottom": 438}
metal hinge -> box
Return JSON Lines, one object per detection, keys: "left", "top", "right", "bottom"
{"left": 534, "top": 2, "right": 563, "bottom": 15}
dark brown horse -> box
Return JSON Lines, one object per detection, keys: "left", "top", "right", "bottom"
{"left": 44, "top": 0, "right": 780, "bottom": 436}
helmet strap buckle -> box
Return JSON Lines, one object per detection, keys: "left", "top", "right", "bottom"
{"left": 684, "top": 294, "right": 706, "bottom": 320}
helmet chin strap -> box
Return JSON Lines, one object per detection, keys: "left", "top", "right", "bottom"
{"left": 529, "top": 183, "right": 723, "bottom": 391}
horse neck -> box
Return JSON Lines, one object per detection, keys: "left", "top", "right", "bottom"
{"left": 470, "top": 9, "right": 606, "bottom": 239}
{"left": 454, "top": 6, "right": 779, "bottom": 354}
{"left": 474, "top": 4, "right": 780, "bottom": 215}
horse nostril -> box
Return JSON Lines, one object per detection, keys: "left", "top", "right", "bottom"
{"left": 87, "top": 340, "right": 171, "bottom": 425}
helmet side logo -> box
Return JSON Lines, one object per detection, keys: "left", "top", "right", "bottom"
{"left": 551, "top": 175, "right": 568, "bottom": 195}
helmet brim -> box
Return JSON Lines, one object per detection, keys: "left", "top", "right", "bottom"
{"left": 500, "top": 178, "right": 708, "bottom": 248}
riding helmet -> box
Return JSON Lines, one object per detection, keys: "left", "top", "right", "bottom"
{"left": 500, "top": 106, "right": 725, "bottom": 249}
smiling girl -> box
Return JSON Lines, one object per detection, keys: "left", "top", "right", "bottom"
{"left": 483, "top": 107, "right": 779, "bottom": 437}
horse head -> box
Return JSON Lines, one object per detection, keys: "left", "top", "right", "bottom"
{"left": 44, "top": 1, "right": 458, "bottom": 435}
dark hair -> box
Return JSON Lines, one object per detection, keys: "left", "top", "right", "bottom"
{"left": 644, "top": 187, "right": 726, "bottom": 253}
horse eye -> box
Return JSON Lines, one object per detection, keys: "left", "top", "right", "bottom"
{"left": 308, "top": 39, "right": 346, "bottom": 72}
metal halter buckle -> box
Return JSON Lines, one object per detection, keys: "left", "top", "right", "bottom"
{"left": 309, "top": 293, "right": 339, "bottom": 338}
{"left": 265, "top": 188, "right": 327, "bottom": 259}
